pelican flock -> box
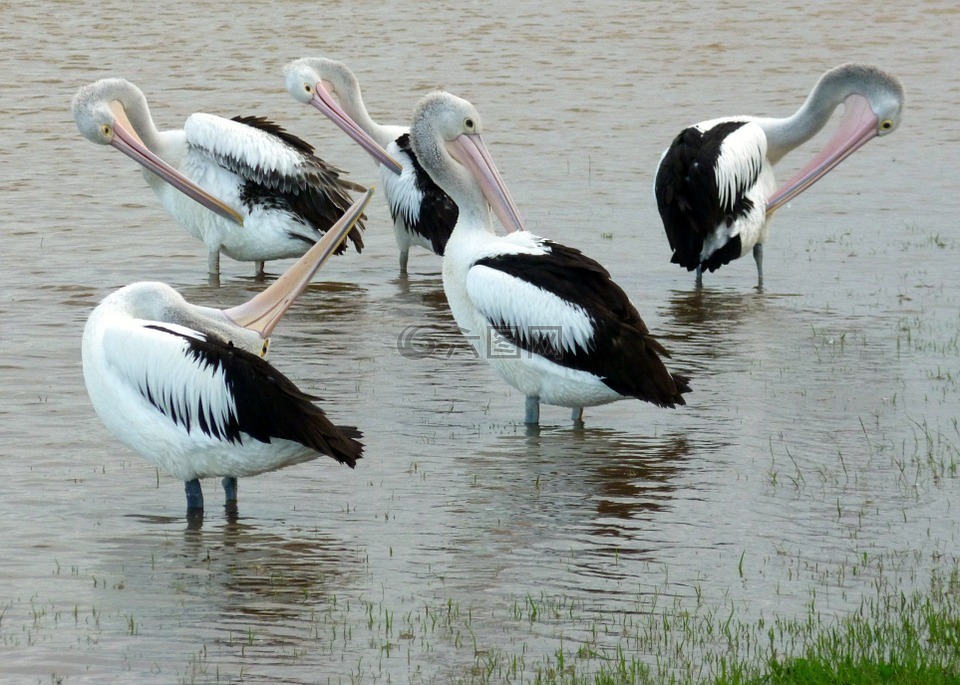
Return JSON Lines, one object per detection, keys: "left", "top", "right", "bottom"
{"left": 82, "top": 191, "right": 372, "bottom": 516}
{"left": 284, "top": 57, "right": 459, "bottom": 275}
{"left": 655, "top": 63, "right": 904, "bottom": 287}
{"left": 72, "top": 78, "right": 374, "bottom": 276}
{"left": 69, "top": 60, "right": 905, "bottom": 520}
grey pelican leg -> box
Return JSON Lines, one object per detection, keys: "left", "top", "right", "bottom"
{"left": 753, "top": 243, "right": 764, "bottom": 289}
{"left": 207, "top": 249, "right": 221, "bottom": 277}
{"left": 255, "top": 261, "right": 266, "bottom": 278}
{"left": 185, "top": 478, "right": 204, "bottom": 512}
{"left": 222, "top": 477, "right": 238, "bottom": 518}
{"left": 399, "top": 248, "right": 409, "bottom": 276}
{"left": 524, "top": 395, "right": 540, "bottom": 425}
{"left": 222, "top": 477, "right": 238, "bottom": 504}
{"left": 571, "top": 406, "right": 584, "bottom": 427}
{"left": 695, "top": 264, "right": 703, "bottom": 289}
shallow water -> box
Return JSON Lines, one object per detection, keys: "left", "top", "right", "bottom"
{"left": 2, "top": 0, "right": 959, "bottom": 682}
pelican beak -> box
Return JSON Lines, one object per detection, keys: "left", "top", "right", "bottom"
{"left": 224, "top": 188, "right": 373, "bottom": 338}
{"left": 308, "top": 82, "right": 404, "bottom": 176}
{"left": 445, "top": 133, "right": 525, "bottom": 233}
{"left": 107, "top": 102, "right": 244, "bottom": 225}
{"left": 766, "top": 93, "right": 880, "bottom": 214}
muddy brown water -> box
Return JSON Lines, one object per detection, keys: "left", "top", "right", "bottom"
{"left": 1, "top": 0, "right": 958, "bottom": 682}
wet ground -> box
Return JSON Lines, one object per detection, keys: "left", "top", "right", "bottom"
{"left": 1, "top": 0, "right": 959, "bottom": 682}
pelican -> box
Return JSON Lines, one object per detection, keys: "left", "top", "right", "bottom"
{"left": 284, "top": 57, "right": 459, "bottom": 275}
{"left": 72, "top": 78, "right": 386, "bottom": 276}
{"left": 82, "top": 190, "right": 373, "bottom": 516}
{"left": 654, "top": 63, "right": 904, "bottom": 288}
{"left": 408, "top": 92, "right": 690, "bottom": 426}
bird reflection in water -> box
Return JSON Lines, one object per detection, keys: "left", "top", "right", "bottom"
{"left": 446, "top": 428, "right": 696, "bottom": 591}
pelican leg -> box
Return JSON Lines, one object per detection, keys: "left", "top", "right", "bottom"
{"left": 571, "top": 406, "right": 584, "bottom": 427}
{"left": 398, "top": 249, "right": 409, "bottom": 276}
{"left": 695, "top": 264, "right": 703, "bottom": 289}
{"left": 753, "top": 243, "right": 764, "bottom": 290}
{"left": 207, "top": 249, "right": 221, "bottom": 277}
{"left": 255, "top": 261, "right": 266, "bottom": 278}
{"left": 185, "top": 478, "right": 204, "bottom": 512}
{"left": 222, "top": 477, "right": 238, "bottom": 519}
{"left": 524, "top": 395, "right": 540, "bottom": 425}
{"left": 222, "top": 477, "right": 238, "bottom": 504}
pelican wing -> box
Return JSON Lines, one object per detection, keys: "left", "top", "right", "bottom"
{"left": 655, "top": 118, "right": 767, "bottom": 271}
{"left": 100, "top": 319, "right": 241, "bottom": 442}
{"left": 385, "top": 133, "right": 458, "bottom": 255}
{"left": 466, "top": 239, "right": 689, "bottom": 406}
{"left": 184, "top": 113, "right": 366, "bottom": 251}
{"left": 101, "top": 320, "right": 362, "bottom": 465}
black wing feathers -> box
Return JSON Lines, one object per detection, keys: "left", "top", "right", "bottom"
{"left": 475, "top": 243, "right": 690, "bottom": 407}
{"left": 144, "top": 325, "right": 363, "bottom": 467}
{"left": 392, "top": 133, "right": 459, "bottom": 255}
{"left": 655, "top": 120, "right": 755, "bottom": 272}
{"left": 230, "top": 115, "right": 366, "bottom": 254}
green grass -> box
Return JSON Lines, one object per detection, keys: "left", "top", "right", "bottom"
{"left": 178, "top": 552, "right": 960, "bottom": 684}
{"left": 168, "top": 551, "right": 956, "bottom": 685}
{"left": 370, "top": 552, "right": 960, "bottom": 685}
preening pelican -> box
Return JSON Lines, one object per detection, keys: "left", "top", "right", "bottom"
{"left": 285, "top": 57, "right": 458, "bottom": 275}
{"left": 409, "top": 92, "right": 690, "bottom": 426}
{"left": 72, "top": 78, "right": 369, "bottom": 276}
{"left": 655, "top": 63, "right": 904, "bottom": 288}
{"left": 82, "top": 190, "right": 373, "bottom": 517}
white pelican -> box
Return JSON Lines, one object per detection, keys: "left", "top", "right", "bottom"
{"left": 82, "top": 190, "right": 373, "bottom": 517}
{"left": 284, "top": 57, "right": 459, "bottom": 275}
{"left": 408, "top": 92, "right": 691, "bottom": 426}
{"left": 654, "top": 63, "right": 904, "bottom": 288}
{"left": 71, "top": 78, "right": 393, "bottom": 276}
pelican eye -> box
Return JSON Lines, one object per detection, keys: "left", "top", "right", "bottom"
{"left": 260, "top": 339, "right": 270, "bottom": 357}
{"left": 101, "top": 124, "right": 112, "bottom": 137}
{"left": 464, "top": 117, "right": 475, "bottom": 131}
{"left": 879, "top": 119, "right": 894, "bottom": 132}
{"left": 304, "top": 83, "right": 313, "bottom": 94}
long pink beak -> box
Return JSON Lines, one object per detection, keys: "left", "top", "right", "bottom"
{"left": 766, "top": 94, "right": 880, "bottom": 213}
{"left": 224, "top": 188, "right": 373, "bottom": 338}
{"left": 309, "top": 84, "right": 403, "bottom": 176}
{"left": 108, "top": 103, "right": 244, "bottom": 225}
{"left": 445, "top": 133, "right": 525, "bottom": 233}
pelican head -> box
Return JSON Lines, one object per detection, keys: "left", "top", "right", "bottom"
{"left": 767, "top": 64, "right": 905, "bottom": 213}
{"left": 71, "top": 78, "right": 243, "bottom": 225}
{"left": 283, "top": 57, "right": 403, "bottom": 175}
{"left": 410, "top": 91, "right": 524, "bottom": 233}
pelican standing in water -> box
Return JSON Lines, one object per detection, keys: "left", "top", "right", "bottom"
{"left": 284, "top": 57, "right": 459, "bottom": 275}
{"left": 72, "top": 78, "right": 386, "bottom": 276}
{"left": 82, "top": 191, "right": 373, "bottom": 517}
{"left": 655, "top": 63, "right": 904, "bottom": 288}
{"left": 408, "top": 91, "right": 690, "bottom": 426}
